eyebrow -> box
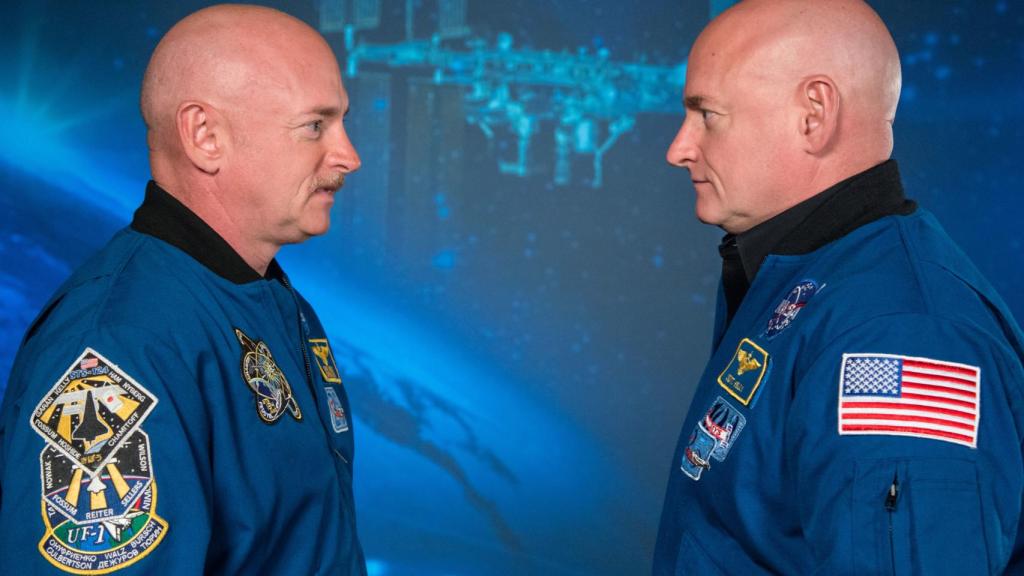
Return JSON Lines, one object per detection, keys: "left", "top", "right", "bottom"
{"left": 301, "top": 106, "right": 345, "bottom": 118}
{"left": 684, "top": 96, "right": 706, "bottom": 110}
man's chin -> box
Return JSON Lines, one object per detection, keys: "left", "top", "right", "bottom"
{"left": 693, "top": 202, "right": 723, "bottom": 228}
{"left": 301, "top": 216, "right": 332, "bottom": 238}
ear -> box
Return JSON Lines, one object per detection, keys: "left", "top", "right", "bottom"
{"left": 176, "top": 101, "right": 226, "bottom": 174}
{"left": 799, "top": 75, "right": 839, "bottom": 154}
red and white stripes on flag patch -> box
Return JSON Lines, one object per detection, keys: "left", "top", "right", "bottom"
{"left": 837, "top": 353, "right": 980, "bottom": 448}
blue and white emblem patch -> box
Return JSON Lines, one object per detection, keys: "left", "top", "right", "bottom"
{"left": 324, "top": 386, "right": 350, "bottom": 433}
{"left": 681, "top": 396, "right": 747, "bottom": 481}
{"left": 765, "top": 279, "right": 822, "bottom": 339}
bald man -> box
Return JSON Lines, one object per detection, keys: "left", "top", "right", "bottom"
{"left": 655, "top": 1, "right": 1024, "bottom": 574}
{"left": 0, "top": 5, "right": 366, "bottom": 574}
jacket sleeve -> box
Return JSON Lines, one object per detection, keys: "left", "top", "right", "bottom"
{"left": 0, "top": 324, "right": 213, "bottom": 575}
{"left": 787, "top": 312, "right": 1024, "bottom": 575}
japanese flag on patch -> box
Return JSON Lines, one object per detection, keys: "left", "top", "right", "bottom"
{"left": 838, "top": 353, "right": 980, "bottom": 448}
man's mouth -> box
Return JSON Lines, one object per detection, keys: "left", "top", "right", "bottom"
{"left": 313, "top": 177, "right": 344, "bottom": 196}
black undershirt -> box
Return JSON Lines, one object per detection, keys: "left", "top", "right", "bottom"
{"left": 719, "top": 160, "right": 917, "bottom": 326}
{"left": 130, "top": 181, "right": 282, "bottom": 284}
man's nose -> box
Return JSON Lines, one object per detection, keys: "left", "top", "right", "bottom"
{"left": 666, "top": 119, "right": 699, "bottom": 167}
{"left": 328, "top": 127, "right": 361, "bottom": 174}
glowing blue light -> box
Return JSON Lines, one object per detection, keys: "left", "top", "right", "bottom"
{"left": 366, "top": 559, "right": 388, "bottom": 575}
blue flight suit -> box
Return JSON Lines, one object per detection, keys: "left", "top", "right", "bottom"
{"left": 0, "top": 183, "right": 365, "bottom": 574}
{"left": 654, "top": 164, "right": 1024, "bottom": 574}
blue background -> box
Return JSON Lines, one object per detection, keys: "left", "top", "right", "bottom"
{"left": 1, "top": 1, "right": 1021, "bottom": 574}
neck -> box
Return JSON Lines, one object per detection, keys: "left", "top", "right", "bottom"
{"left": 155, "top": 174, "right": 276, "bottom": 277}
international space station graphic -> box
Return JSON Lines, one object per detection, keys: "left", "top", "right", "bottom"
{"left": 320, "top": 0, "right": 694, "bottom": 188}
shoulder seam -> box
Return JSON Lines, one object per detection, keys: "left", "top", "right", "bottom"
{"left": 84, "top": 233, "right": 146, "bottom": 332}
{"left": 894, "top": 217, "right": 934, "bottom": 315}
{"left": 801, "top": 311, "right": 1024, "bottom": 419}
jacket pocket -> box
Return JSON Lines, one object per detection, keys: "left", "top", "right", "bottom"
{"left": 852, "top": 459, "right": 987, "bottom": 575}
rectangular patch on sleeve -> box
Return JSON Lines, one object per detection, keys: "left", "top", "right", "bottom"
{"left": 838, "top": 353, "right": 980, "bottom": 448}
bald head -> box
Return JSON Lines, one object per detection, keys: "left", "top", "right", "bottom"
{"left": 141, "top": 4, "right": 336, "bottom": 157}
{"left": 705, "top": 0, "right": 901, "bottom": 149}
{"left": 139, "top": 4, "right": 360, "bottom": 275}
{"left": 667, "top": 0, "right": 903, "bottom": 233}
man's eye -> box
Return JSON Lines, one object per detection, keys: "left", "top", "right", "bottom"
{"left": 306, "top": 120, "right": 323, "bottom": 135}
{"left": 701, "top": 109, "right": 716, "bottom": 122}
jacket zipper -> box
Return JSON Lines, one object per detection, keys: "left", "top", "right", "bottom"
{"left": 884, "top": 471, "right": 900, "bottom": 575}
{"left": 280, "top": 276, "right": 357, "bottom": 493}
{"left": 280, "top": 274, "right": 315, "bottom": 392}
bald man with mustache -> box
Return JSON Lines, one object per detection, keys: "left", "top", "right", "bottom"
{"left": 0, "top": 5, "right": 365, "bottom": 574}
{"left": 655, "top": 0, "right": 1024, "bottom": 573}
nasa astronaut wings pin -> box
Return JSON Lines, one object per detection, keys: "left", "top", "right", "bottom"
{"left": 30, "top": 347, "right": 168, "bottom": 574}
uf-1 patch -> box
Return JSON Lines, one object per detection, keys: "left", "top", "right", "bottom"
{"left": 38, "top": 432, "right": 168, "bottom": 574}
{"left": 717, "top": 338, "right": 771, "bottom": 407}
{"left": 681, "top": 396, "right": 747, "bottom": 481}
{"left": 765, "top": 279, "right": 821, "bottom": 339}
{"left": 324, "top": 386, "right": 350, "bottom": 433}
{"left": 31, "top": 348, "right": 167, "bottom": 573}
{"left": 235, "top": 328, "right": 302, "bottom": 424}
{"left": 309, "top": 338, "right": 342, "bottom": 384}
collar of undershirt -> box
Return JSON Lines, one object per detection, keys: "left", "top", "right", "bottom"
{"left": 723, "top": 159, "right": 917, "bottom": 284}
{"left": 130, "top": 180, "right": 283, "bottom": 284}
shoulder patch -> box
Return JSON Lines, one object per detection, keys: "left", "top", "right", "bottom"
{"left": 838, "top": 353, "right": 980, "bottom": 448}
{"left": 31, "top": 348, "right": 168, "bottom": 573}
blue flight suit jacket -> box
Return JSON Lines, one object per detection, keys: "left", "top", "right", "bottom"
{"left": 0, "top": 183, "right": 365, "bottom": 574}
{"left": 654, "top": 203, "right": 1024, "bottom": 572}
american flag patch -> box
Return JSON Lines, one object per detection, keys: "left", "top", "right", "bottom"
{"left": 838, "top": 353, "right": 980, "bottom": 448}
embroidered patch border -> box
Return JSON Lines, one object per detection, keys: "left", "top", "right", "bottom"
{"left": 717, "top": 338, "right": 771, "bottom": 406}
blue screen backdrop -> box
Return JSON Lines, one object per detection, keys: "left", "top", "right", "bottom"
{"left": 1, "top": 1, "right": 1021, "bottom": 574}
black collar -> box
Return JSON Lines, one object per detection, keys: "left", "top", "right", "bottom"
{"left": 130, "top": 181, "right": 281, "bottom": 284}
{"left": 718, "top": 160, "right": 916, "bottom": 324}
{"left": 726, "top": 159, "right": 916, "bottom": 281}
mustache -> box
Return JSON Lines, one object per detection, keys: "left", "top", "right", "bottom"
{"left": 312, "top": 173, "right": 345, "bottom": 192}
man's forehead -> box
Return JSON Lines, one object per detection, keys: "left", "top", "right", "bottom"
{"left": 682, "top": 55, "right": 727, "bottom": 109}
